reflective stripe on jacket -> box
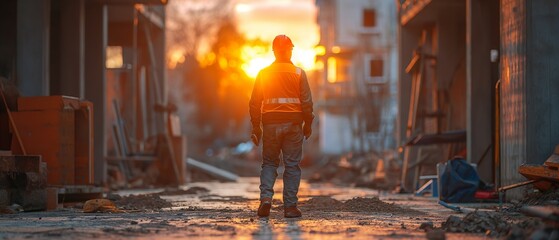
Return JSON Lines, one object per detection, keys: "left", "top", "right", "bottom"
{"left": 249, "top": 61, "right": 314, "bottom": 126}
{"left": 259, "top": 63, "right": 303, "bottom": 114}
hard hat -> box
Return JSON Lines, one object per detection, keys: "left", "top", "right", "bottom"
{"left": 272, "top": 35, "right": 294, "bottom": 51}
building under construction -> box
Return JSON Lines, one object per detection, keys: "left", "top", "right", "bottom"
{"left": 314, "top": 0, "right": 399, "bottom": 156}
{"left": 0, "top": 0, "right": 559, "bottom": 239}
{"left": 397, "top": 0, "right": 559, "bottom": 199}
{"left": 0, "top": 0, "right": 187, "bottom": 210}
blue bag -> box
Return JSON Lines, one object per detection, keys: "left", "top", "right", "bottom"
{"left": 440, "top": 158, "right": 480, "bottom": 203}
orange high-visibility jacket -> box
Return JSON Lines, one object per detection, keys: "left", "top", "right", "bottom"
{"left": 249, "top": 62, "right": 314, "bottom": 126}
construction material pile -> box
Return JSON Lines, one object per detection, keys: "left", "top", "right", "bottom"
{"left": 307, "top": 152, "right": 400, "bottom": 190}
{"left": 442, "top": 211, "right": 543, "bottom": 238}
{"left": 296, "top": 196, "right": 422, "bottom": 215}
{"left": 110, "top": 194, "right": 172, "bottom": 211}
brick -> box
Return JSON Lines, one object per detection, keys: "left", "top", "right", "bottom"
{"left": 18, "top": 96, "right": 80, "bottom": 111}
{"left": 11, "top": 110, "right": 75, "bottom": 185}
{"left": 11, "top": 189, "right": 46, "bottom": 211}
{"left": 46, "top": 188, "right": 58, "bottom": 211}
{"left": 0, "top": 189, "right": 10, "bottom": 206}
{"left": 12, "top": 172, "right": 46, "bottom": 190}
{"left": 0, "top": 155, "right": 42, "bottom": 173}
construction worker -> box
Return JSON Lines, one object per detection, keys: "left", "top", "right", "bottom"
{"left": 249, "top": 34, "right": 314, "bottom": 218}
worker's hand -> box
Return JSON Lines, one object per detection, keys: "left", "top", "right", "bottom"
{"left": 251, "top": 127, "right": 262, "bottom": 146}
{"left": 303, "top": 122, "right": 312, "bottom": 140}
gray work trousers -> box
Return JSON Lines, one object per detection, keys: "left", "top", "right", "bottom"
{"left": 259, "top": 122, "right": 303, "bottom": 207}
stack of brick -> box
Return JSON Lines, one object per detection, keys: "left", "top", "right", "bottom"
{"left": 10, "top": 96, "right": 94, "bottom": 186}
{"left": 0, "top": 155, "right": 48, "bottom": 211}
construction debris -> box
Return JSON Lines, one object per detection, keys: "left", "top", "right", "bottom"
{"left": 503, "top": 187, "right": 559, "bottom": 212}
{"left": 114, "top": 194, "right": 172, "bottom": 211}
{"left": 157, "top": 186, "right": 210, "bottom": 195}
{"left": 0, "top": 155, "right": 48, "bottom": 211}
{"left": 307, "top": 152, "right": 400, "bottom": 190}
{"left": 301, "top": 196, "right": 343, "bottom": 210}
{"left": 83, "top": 199, "right": 123, "bottom": 213}
{"left": 518, "top": 144, "right": 559, "bottom": 191}
{"left": 280, "top": 196, "right": 424, "bottom": 215}
{"left": 342, "top": 197, "right": 422, "bottom": 214}
{"left": 442, "top": 211, "right": 543, "bottom": 238}
{"left": 0, "top": 204, "right": 23, "bottom": 214}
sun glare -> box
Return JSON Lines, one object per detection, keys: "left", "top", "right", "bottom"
{"left": 235, "top": 3, "right": 252, "bottom": 13}
{"left": 168, "top": 49, "right": 186, "bottom": 69}
{"left": 240, "top": 45, "right": 273, "bottom": 79}
{"left": 240, "top": 45, "right": 317, "bottom": 79}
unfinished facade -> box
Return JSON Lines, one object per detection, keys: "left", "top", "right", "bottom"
{"left": 314, "top": 0, "right": 398, "bottom": 156}
{"left": 0, "top": 0, "right": 169, "bottom": 186}
{"left": 398, "top": 0, "right": 559, "bottom": 199}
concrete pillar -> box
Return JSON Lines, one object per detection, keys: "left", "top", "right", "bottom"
{"left": 84, "top": 2, "right": 107, "bottom": 185}
{"left": 17, "top": 0, "right": 50, "bottom": 96}
{"left": 467, "top": 0, "right": 494, "bottom": 183}
{"left": 59, "top": 0, "right": 85, "bottom": 98}
{"left": 0, "top": 0, "right": 17, "bottom": 78}
{"left": 525, "top": 1, "right": 559, "bottom": 164}
{"left": 500, "top": 0, "right": 559, "bottom": 199}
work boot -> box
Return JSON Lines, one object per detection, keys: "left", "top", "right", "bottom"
{"left": 284, "top": 206, "right": 302, "bottom": 218}
{"left": 257, "top": 198, "right": 272, "bottom": 217}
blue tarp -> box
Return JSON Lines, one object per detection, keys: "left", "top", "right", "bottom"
{"left": 440, "top": 158, "right": 480, "bottom": 203}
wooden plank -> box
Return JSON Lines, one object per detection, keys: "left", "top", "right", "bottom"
{"left": 106, "top": 156, "right": 156, "bottom": 162}
{"left": 519, "top": 165, "right": 559, "bottom": 182}
{"left": 0, "top": 81, "right": 26, "bottom": 155}
{"left": 186, "top": 158, "right": 238, "bottom": 182}
{"left": 112, "top": 99, "right": 129, "bottom": 156}
{"left": 498, "top": 179, "right": 538, "bottom": 192}
{"left": 139, "top": 67, "right": 148, "bottom": 140}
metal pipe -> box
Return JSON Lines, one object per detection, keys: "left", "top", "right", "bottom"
{"left": 0, "top": 81, "right": 26, "bottom": 155}
{"left": 495, "top": 80, "right": 502, "bottom": 206}
{"left": 498, "top": 179, "right": 538, "bottom": 192}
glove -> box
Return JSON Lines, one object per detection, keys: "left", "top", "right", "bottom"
{"left": 303, "top": 122, "right": 312, "bottom": 140}
{"left": 251, "top": 127, "right": 262, "bottom": 146}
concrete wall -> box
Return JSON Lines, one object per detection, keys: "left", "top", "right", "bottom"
{"left": 17, "top": 0, "right": 51, "bottom": 96}
{"left": 0, "top": 0, "right": 17, "bottom": 79}
{"left": 500, "top": 0, "right": 559, "bottom": 199}
{"left": 467, "top": 0, "right": 499, "bottom": 183}
{"left": 84, "top": 2, "right": 108, "bottom": 184}
{"left": 50, "top": 0, "right": 85, "bottom": 98}
{"left": 525, "top": 1, "right": 559, "bottom": 166}
{"left": 319, "top": 112, "right": 356, "bottom": 154}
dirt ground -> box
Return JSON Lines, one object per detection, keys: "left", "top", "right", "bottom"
{"left": 0, "top": 178, "right": 546, "bottom": 239}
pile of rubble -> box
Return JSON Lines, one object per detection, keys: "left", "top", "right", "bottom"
{"left": 156, "top": 186, "right": 210, "bottom": 196}
{"left": 297, "top": 196, "right": 421, "bottom": 215}
{"left": 517, "top": 188, "right": 559, "bottom": 206}
{"left": 442, "top": 211, "right": 543, "bottom": 239}
{"left": 307, "top": 152, "right": 400, "bottom": 190}
{"left": 342, "top": 197, "right": 422, "bottom": 214}
{"left": 111, "top": 194, "right": 172, "bottom": 211}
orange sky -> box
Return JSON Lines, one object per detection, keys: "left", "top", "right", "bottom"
{"left": 234, "top": 0, "right": 320, "bottom": 77}
{"left": 234, "top": 0, "right": 319, "bottom": 48}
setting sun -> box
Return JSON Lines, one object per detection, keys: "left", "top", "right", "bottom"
{"left": 240, "top": 45, "right": 273, "bottom": 79}
{"left": 235, "top": 0, "right": 319, "bottom": 79}
{"left": 240, "top": 45, "right": 317, "bottom": 79}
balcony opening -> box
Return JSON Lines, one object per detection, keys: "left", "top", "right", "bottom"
{"left": 363, "top": 9, "right": 377, "bottom": 28}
